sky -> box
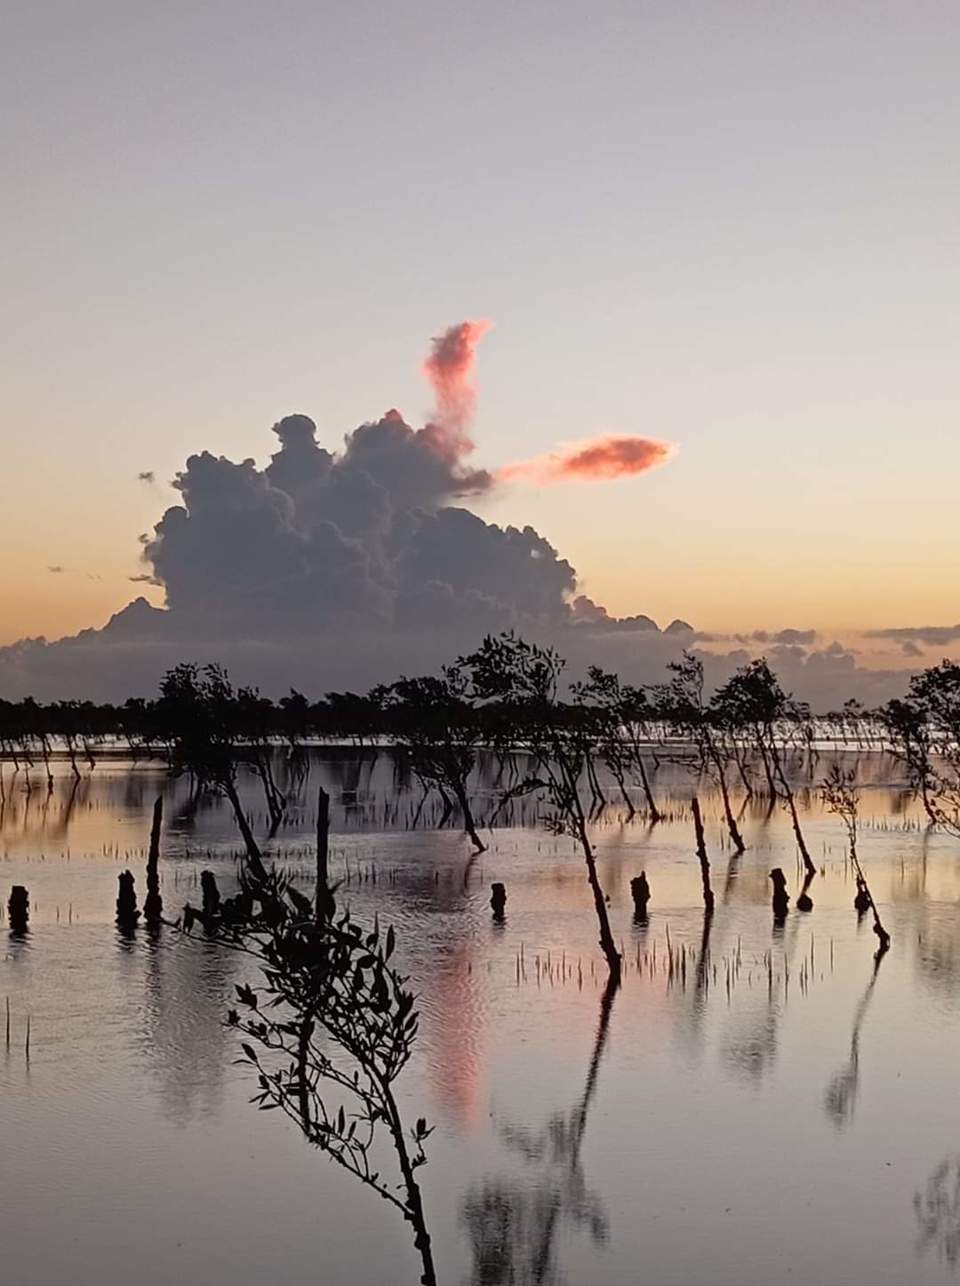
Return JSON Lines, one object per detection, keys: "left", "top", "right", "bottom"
{"left": 1, "top": 1, "right": 958, "bottom": 697}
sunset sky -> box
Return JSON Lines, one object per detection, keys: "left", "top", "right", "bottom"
{"left": 3, "top": 1, "right": 958, "bottom": 652}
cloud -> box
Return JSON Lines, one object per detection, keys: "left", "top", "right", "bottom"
{"left": 0, "top": 322, "right": 924, "bottom": 710}
{"left": 770, "top": 628, "right": 817, "bottom": 646}
{"left": 46, "top": 565, "right": 104, "bottom": 582}
{"left": 122, "top": 324, "right": 578, "bottom": 643}
{"left": 710, "top": 627, "right": 818, "bottom": 646}
{"left": 422, "top": 319, "right": 491, "bottom": 443}
{"left": 867, "top": 624, "right": 960, "bottom": 646}
{"left": 499, "top": 434, "right": 675, "bottom": 485}
{"left": 569, "top": 595, "right": 659, "bottom": 633}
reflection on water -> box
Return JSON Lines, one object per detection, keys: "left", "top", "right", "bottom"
{"left": 462, "top": 978, "right": 615, "bottom": 1285}
{"left": 2, "top": 750, "right": 960, "bottom": 1284}
{"left": 823, "top": 952, "right": 885, "bottom": 1130}
{"left": 917, "top": 1157, "right": 960, "bottom": 1269}
{"left": 140, "top": 931, "right": 233, "bottom": 1125}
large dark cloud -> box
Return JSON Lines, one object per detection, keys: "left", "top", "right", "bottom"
{"left": 0, "top": 402, "right": 615, "bottom": 699}
{"left": 142, "top": 436, "right": 388, "bottom": 628}
{"left": 138, "top": 410, "right": 574, "bottom": 639}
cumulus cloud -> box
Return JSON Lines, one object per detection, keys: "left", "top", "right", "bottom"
{"left": 133, "top": 322, "right": 604, "bottom": 642}
{"left": 569, "top": 595, "right": 658, "bottom": 632}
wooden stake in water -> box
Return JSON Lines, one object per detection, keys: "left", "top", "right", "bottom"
{"left": 144, "top": 795, "right": 164, "bottom": 926}
{"left": 316, "top": 786, "right": 332, "bottom": 922}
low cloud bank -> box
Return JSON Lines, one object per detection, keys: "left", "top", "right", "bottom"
{"left": 867, "top": 625, "right": 960, "bottom": 646}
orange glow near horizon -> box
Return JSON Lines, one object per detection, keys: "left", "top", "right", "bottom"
{"left": 0, "top": 573, "right": 163, "bottom": 647}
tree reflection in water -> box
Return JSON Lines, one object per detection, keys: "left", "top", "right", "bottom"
{"left": 823, "top": 950, "right": 885, "bottom": 1130}
{"left": 720, "top": 914, "right": 799, "bottom": 1084}
{"left": 140, "top": 929, "right": 232, "bottom": 1125}
{"left": 915, "top": 1155, "right": 960, "bottom": 1269}
{"left": 460, "top": 977, "right": 616, "bottom": 1285}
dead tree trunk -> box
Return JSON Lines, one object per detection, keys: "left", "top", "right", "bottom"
{"left": 575, "top": 815, "right": 621, "bottom": 982}
{"left": 634, "top": 751, "right": 662, "bottom": 822}
{"left": 691, "top": 798, "right": 714, "bottom": 915}
{"left": 224, "top": 778, "right": 267, "bottom": 882}
{"left": 453, "top": 780, "right": 486, "bottom": 855}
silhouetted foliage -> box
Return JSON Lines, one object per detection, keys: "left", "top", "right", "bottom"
{"left": 660, "top": 654, "right": 745, "bottom": 852}
{"left": 385, "top": 664, "right": 487, "bottom": 854}
{"left": 712, "top": 658, "right": 813, "bottom": 872}
{"left": 459, "top": 633, "right": 621, "bottom": 979}
{"left": 182, "top": 808, "right": 438, "bottom": 1282}
{"left": 571, "top": 667, "right": 662, "bottom": 820}
{"left": 155, "top": 663, "right": 266, "bottom": 875}
{"left": 883, "top": 662, "right": 960, "bottom": 835}
{"left": 820, "top": 764, "right": 890, "bottom": 955}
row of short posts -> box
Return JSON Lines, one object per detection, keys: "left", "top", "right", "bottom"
{"left": 489, "top": 876, "right": 654, "bottom": 924}
{"left": 9, "top": 789, "right": 886, "bottom": 954}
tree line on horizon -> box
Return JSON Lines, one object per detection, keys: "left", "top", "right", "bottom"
{"left": 2, "top": 636, "right": 960, "bottom": 837}
{"left": 4, "top": 634, "right": 960, "bottom": 958}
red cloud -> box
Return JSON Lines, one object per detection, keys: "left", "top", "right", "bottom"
{"left": 499, "top": 434, "right": 676, "bottom": 484}
{"left": 422, "top": 319, "right": 492, "bottom": 443}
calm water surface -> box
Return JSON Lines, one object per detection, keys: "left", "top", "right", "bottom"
{"left": 1, "top": 752, "right": 959, "bottom": 1285}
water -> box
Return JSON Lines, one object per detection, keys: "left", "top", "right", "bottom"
{"left": 1, "top": 751, "right": 959, "bottom": 1285}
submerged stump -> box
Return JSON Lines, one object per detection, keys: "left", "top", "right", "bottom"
{"left": 490, "top": 882, "right": 507, "bottom": 921}
{"left": 796, "top": 870, "right": 815, "bottom": 913}
{"left": 201, "top": 870, "right": 222, "bottom": 921}
{"left": 630, "top": 872, "right": 651, "bottom": 921}
{"left": 769, "top": 868, "right": 789, "bottom": 922}
{"left": 116, "top": 870, "right": 140, "bottom": 929}
{"left": 8, "top": 886, "right": 29, "bottom": 935}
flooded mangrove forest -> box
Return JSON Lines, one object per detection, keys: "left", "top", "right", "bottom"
{"left": 3, "top": 641, "right": 960, "bottom": 1285}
